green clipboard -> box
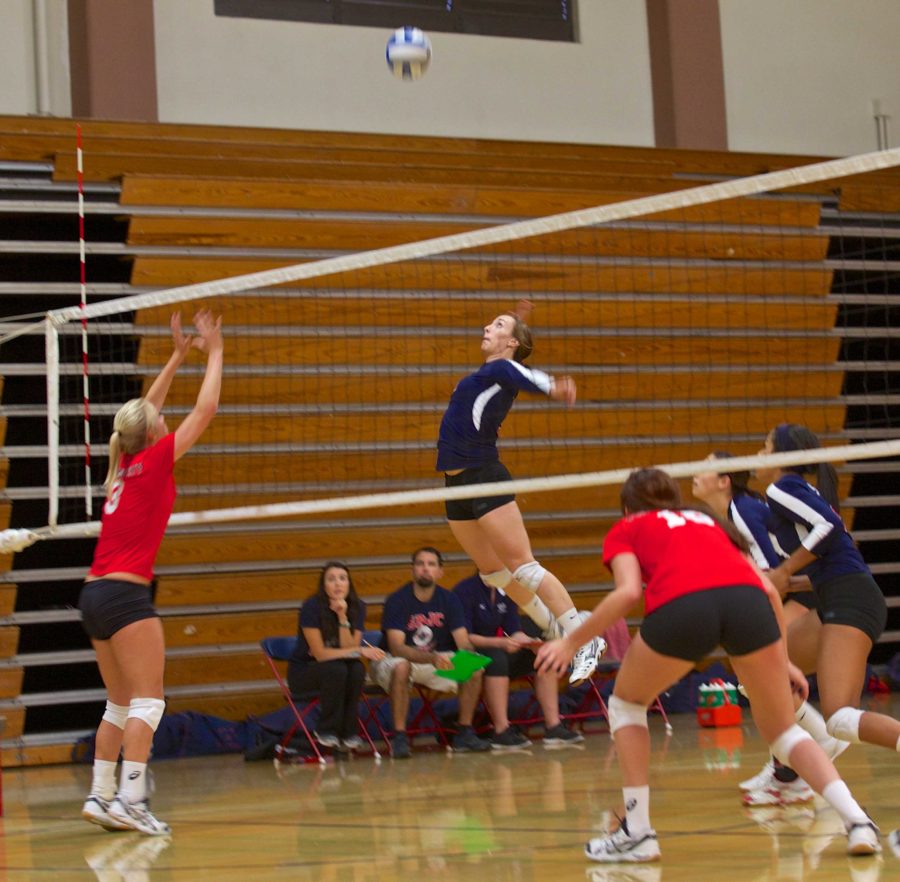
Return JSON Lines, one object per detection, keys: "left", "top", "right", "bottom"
{"left": 434, "top": 649, "right": 492, "bottom": 682}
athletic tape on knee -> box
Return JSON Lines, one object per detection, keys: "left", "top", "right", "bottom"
{"left": 513, "top": 560, "right": 547, "bottom": 594}
{"left": 101, "top": 701, "right": 129, "bottom": 730}
{"left": 770, "top": 724, "right": 814, "bottom": 765}
{"left": 128, "top": 697, "right": 166, "bottom": 732}
{"left": 825, "top": 707, "right": 864, "bottom": 744}
{"left": 608, "top": 695, "right": 648, "bottom": 734}
{"left": 480, "top": 568, "right": 512, "bottom": 589}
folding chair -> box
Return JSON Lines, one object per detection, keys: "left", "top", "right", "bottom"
{"left": 358, "top": 630, "right": 452, "bottom": 756}
{"left": 562, "top": 619, "right": 673, "bottom": 734}
{"left": 260, "top": 636, "right": 383, "bottom": 765}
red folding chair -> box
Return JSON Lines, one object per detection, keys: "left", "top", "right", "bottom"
{"left": 562, "top": 619, "right": 673, "bottom": 734}
{"left": 260, "top": 636, "right": 383, "bottom": 765}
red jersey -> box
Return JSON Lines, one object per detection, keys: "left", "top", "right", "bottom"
{"left": 89, "top": 432, "right": 176, "bottom": 581}
{"left": 602, "top": 508, "right": 765, "bottom": 615}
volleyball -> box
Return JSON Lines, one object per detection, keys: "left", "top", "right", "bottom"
{"left": 386, "top": 27, "right": 432, "bottom": 80}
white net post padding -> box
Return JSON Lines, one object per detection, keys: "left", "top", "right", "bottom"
{"left": 44, "top": 315, "right": 60, "bottom": 529}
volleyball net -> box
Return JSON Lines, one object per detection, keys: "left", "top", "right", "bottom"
{"left": 4, "top": 145, "right": 900, "bottom": 547}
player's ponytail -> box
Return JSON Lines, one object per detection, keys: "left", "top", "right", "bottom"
{"left": 103, "top": 398, "right": 159, "bottom": 491}
{"left": 771, "top": 424, "right": 840, "bottom": 511}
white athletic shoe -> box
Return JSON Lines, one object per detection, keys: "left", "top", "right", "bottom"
{"left": 107, "top": 795, "right": 171, "bottom": 837}
{"left": 570, "top": 636, "right": 607, "bottom": 685}
{"left": 887, "top": 829, "right": 900, "bottom": 858}
{"left": 585, "top": 823, "right": 661, "bottom": 863}
{"left": 846, "top": 820, "right": 881, "bottom": 856}
{"left": 738, "top": 759, "right": 775, "bottom": 792}
{"left": 742, "top": 777, "right": 814, "bottom": 807}
{"left": 82, "top": 794, "right": 131, "bottom": 831}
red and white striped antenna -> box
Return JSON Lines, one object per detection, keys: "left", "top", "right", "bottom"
{"left": 76, "top": 124, "right": 92, "bottom": 517}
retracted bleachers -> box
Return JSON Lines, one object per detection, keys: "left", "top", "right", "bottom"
{"left": 0, "top": 115, "right": 898, "bottom": 765}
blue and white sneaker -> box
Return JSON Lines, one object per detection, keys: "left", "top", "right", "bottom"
{"left": 82, "top": 794, "right": 130, "bottom": 831}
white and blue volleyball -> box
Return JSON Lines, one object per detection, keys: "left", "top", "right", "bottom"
{"left": 386, "top": 27, "right": 432, "bottom": 80}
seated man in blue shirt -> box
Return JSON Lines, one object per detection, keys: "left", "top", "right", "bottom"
{"left": 369, "top": 547, "right": 491, "bottom": 758}
{"left": 453, "top": 572, "right": 583, "bottom": 750}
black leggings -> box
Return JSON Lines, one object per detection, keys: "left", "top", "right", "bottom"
{"left": 287, "top": 658, "right": 366, "bottom": 739}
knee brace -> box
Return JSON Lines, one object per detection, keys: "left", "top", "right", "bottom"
{"left": 128, "top": 697, "right": 166, "bottom": 733}
{"left": 825, "top": 707, "right": 864, "bottom": 744}
{"left": 608, "top": 695, "right": 648, "bottom": 735}
{"left": 480, "top": 568, "right": 513, "bottom": 589}
{"left": 513, "top": 560, "right": 547, "bottom": 594}
{"left": 769, "top": 724, "right": 814, "bottom": 766}
{"left": 101, "top": 701, "right": 129, "bottom": 730}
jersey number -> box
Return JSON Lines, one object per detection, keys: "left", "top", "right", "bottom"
{"left": 104, "top": 474, "right": 125, "bottom": 515}
{"left": 656, "top": 509, "right": 715, "bottom": 529}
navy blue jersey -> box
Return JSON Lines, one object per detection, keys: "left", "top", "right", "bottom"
{"left": 765, "top": 473, "right": 869, "bottom": 586}
{"left": 729, "top": 493, "right": 784, "bottom": 570}
{"left": 436, "top": 359, "right": 553, "bottom": 471}
{"left": 453, "top": 574, "right": 523, "bottom": 637}
{"left": 381, "top": 582, "right": 465, "bottom": 653}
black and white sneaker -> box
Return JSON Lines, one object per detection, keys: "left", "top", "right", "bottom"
{"left": 314, "top": 731, "right": 341, "bottom": 749}
{"left": 107, "top": 795, "right": 171, "bottom": 837}
{"left": 846, "top": 819, "right": 881, "bottom": 856}
{"left": 543, "top": 723, "right": 584, "bottom": 747}
{"left": 82, "top": 794, "right": 130, "bottom": 831}
{"left": 585, "top": 820, "right": 661, "bottom": 863}
{"left": 451, "top": 726, "right": 491, "bottom": 753}
{"left": 491, "top": 726, "right": 532, "bottom": 751}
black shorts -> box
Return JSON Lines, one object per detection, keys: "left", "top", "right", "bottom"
{"left": 784, "top": 590, "right": 819, "bottom": 611}
{"left": 79, "top": 578, "right": 159, "bottom": 641}
{"left": 445, "top": 461, "right": 515, "bottom": 521}
{"left": 482, "top": 647, "right": 537, "bottom": 679}
{"left": 640, "top": 584, "right": 782, "bottom": 662}
{"left": 815, "top": 571, "right": 887, "bottom": 644}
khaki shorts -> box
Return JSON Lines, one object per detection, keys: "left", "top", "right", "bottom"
{"left": 368, "top": 652, "right": 458, "bottom": 694}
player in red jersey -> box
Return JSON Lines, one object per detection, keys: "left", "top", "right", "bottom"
{"left": 536, "top": 468, "right": 882, "bottom": 863}
{"left": 79, "top": 309, "right": 223, "bottom": 837}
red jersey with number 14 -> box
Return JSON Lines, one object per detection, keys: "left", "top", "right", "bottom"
{"left": 89, "top": 432, "right": 176, "bottom": 581}
{"left": 602, "top": 509, "right": 765, "bottom": 615}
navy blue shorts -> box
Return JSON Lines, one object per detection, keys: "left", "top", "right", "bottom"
{"left": 640, "top": 584, "right": 781, "bottom": 662}
{"left": 815, "top": 571, "right": 886, "bottom": 644}
{"left": 445, "top": 461, "right": 515, "bottom": 521}
{"left": 79, "top": 578, "right": 159, "bottom": 641}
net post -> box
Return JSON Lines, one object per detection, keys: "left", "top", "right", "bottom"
{"left": 44, "top": 315, "right": 60, "bottom": 530}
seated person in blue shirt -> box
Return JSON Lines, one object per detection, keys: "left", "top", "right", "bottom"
{"left": 369, "top": 546, "right": 490, "bottom": 758}
{"left": 453, "top": 572, "right": 583, "bottom": 750}
{"left": 287, "top": 561, "right": 384, "bottom": 751}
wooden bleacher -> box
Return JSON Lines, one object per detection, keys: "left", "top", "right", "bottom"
{"left": 0, "top": 115, "right": 898, "bottom": 766}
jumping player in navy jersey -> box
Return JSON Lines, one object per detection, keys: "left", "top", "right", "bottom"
{"left": 692, "top": 452, "right": 849, "bottom": 806}
{"left": 437, "top": 303, "right": 604, "bottom": 684}
{"left": 536, "top": 468, "right": 881, "bottom": 862}
{"left": 79, "top": 310, "right": 223, "bottom": 837}
{"left": 758, "top": 424, "right": 900, "bottom": 757}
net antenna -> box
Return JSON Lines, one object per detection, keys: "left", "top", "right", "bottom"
{"left": 16, "top": 144, "right": 900, "bottom": 546}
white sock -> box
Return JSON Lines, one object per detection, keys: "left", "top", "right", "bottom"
{"left": 91, "top": 759, "right": 117, "bottom": 800}
{"left": 896, "top": 733, "right": 900, "bottom": 752}
{"left": 795, "top": 701, "right": 848, "bottom": 756}
{"left": 120, "top": 760, "right": 148, "bottom": 803}
{"left": 557, "top": 608, "right": 581, "bottom": 636}
{"left": 821, "top": 779, "right": 867, "bottom": 827}
{"left": 623, "top": 785, "right": 652, "bottom": 835}
{"left": 520, "top": 596, "right": 553, "bottom": 632}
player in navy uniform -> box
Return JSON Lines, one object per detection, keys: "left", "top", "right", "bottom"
{"left": 758, "top": 424, "right": 900, "bottom": 756}
{"left": 79, "top": 310, "right": 223, "bottom": 836}
{"left": 438, "top": 303, "right": 604, "bottom": 683}
{"left": 537, "top": 467, "right": 881, "bottom": 862}
{"left": 693, "top": 453, "right": 850, "bottom": 806}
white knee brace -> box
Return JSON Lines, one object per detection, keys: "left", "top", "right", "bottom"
{"left": 128, "top": 697, "right": 166, "bottom": 732}
{"left": 825, "top": 707, "right": 864, "bottom": 744}
{"left": 608, "top": 695, "right": 648, "bottom": 734}
{"left": 770, "top": 724, "right": 814, "bottom": 766}
{"left": 480, "top": 568, "right": 513, "bottom": 589}
{"left": 513, "top": 560, "right": 547, "bottom": 594}
{"left": 101, "top": 701, "right": 129, "bottom": 730}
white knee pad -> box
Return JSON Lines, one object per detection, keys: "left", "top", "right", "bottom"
{"left": 608, "top": 695, "right": 648, "bottom": 734}
{"left": 770, "top": 724, "right": 814, "bottom": 766}
{"left": 513, "top": 560, "right": 547, "bottom": 594}
{"left": 101, "top": 701, "right": 129, "bottom": 730}
{"left": 825, "top": 707, "right": 864, "bottom": 744}
{"left": 128, "top": 697, "right": 166, "bottom": 732}
{"left": 480, "top": 568, "right": 512, "bottom": 589}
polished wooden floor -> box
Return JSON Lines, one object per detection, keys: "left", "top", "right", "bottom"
{"left": 1, "top": 698, "right": 897, "bottom": 881}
